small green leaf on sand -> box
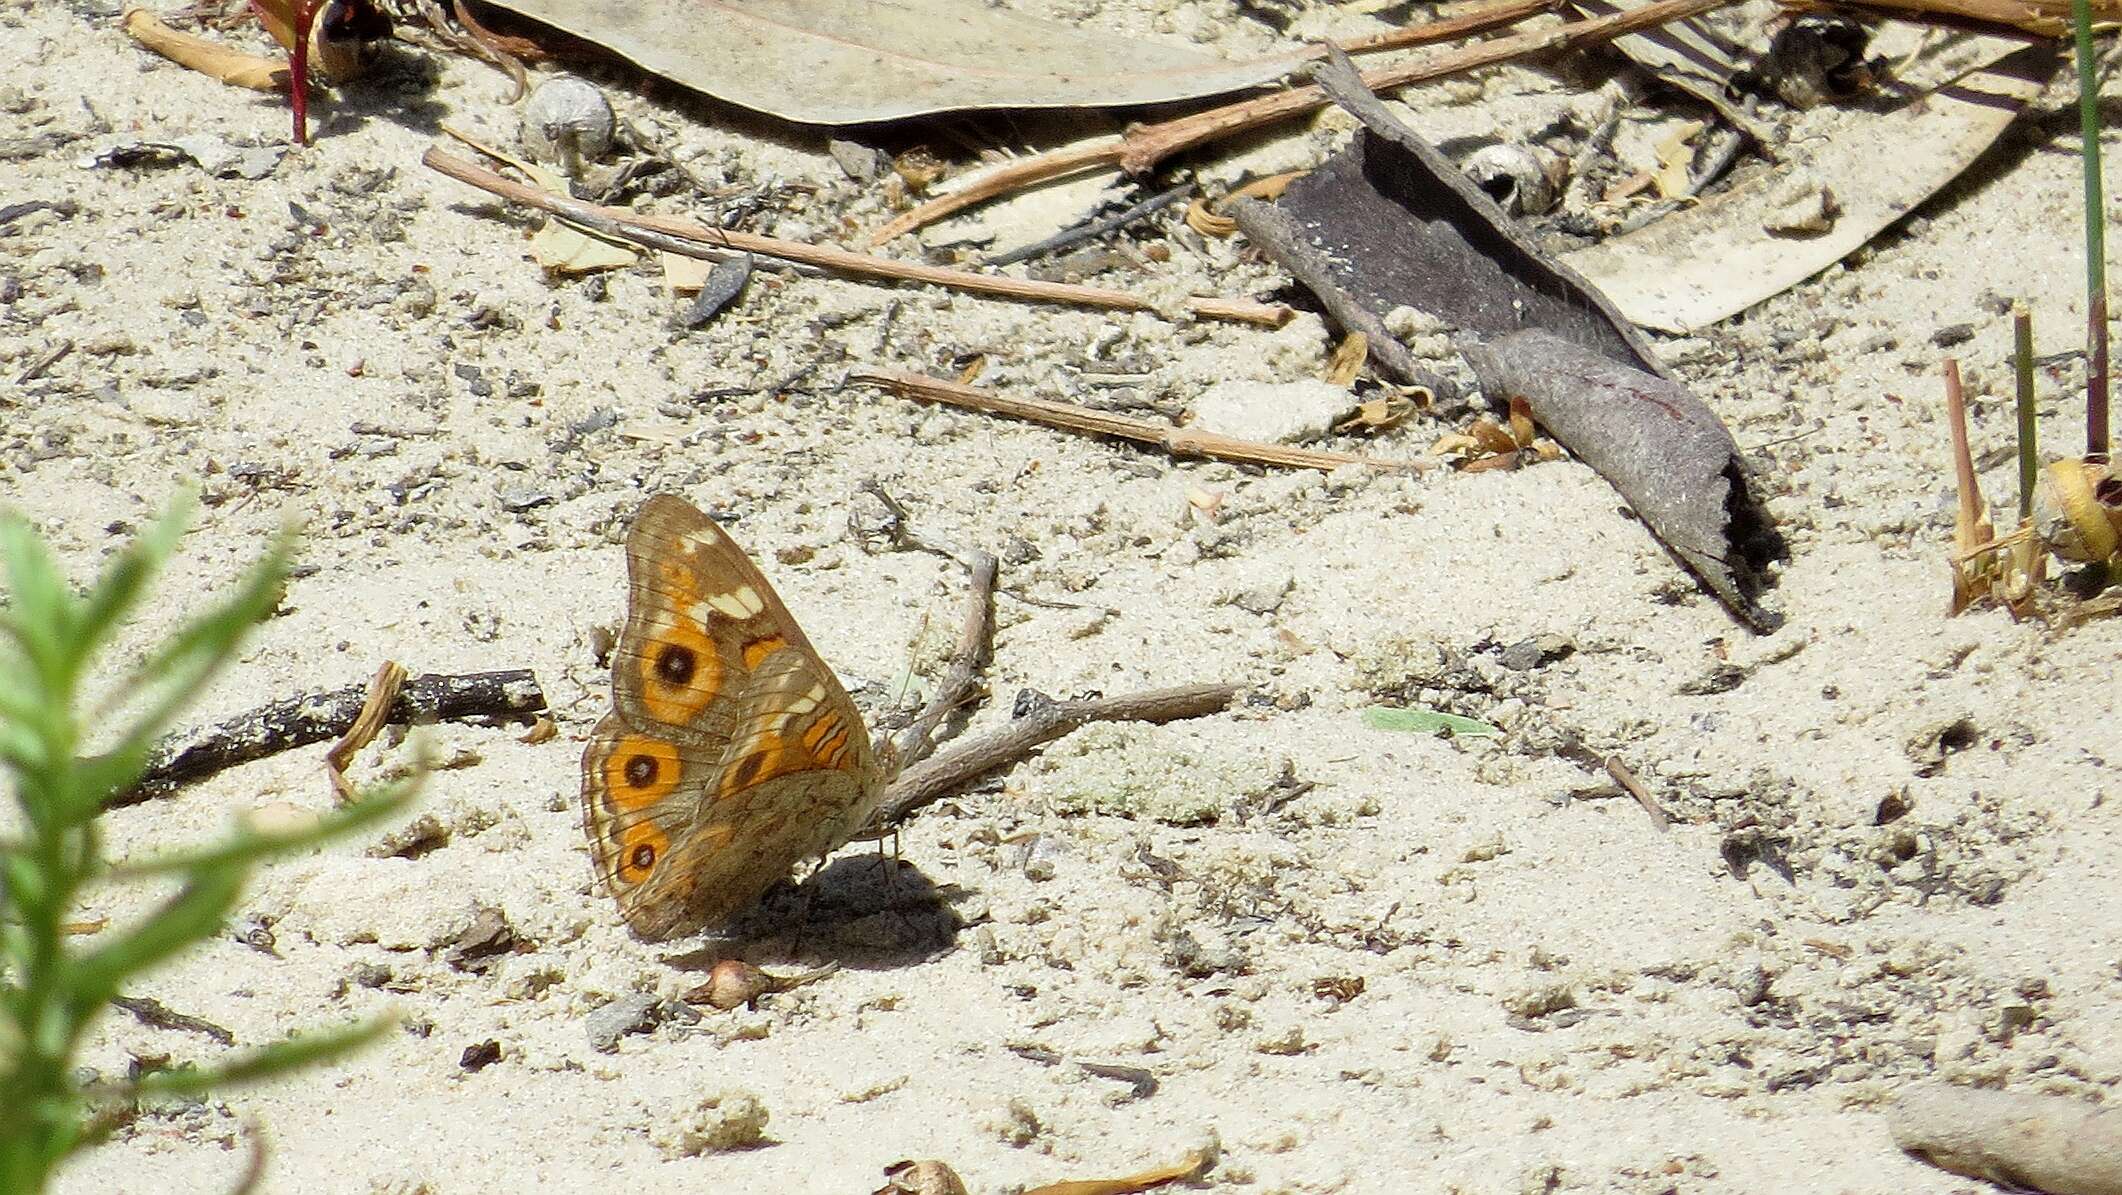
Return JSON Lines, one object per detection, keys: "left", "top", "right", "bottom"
{"left": 1362, "top": 705, "right": 1502, "bottom": 738}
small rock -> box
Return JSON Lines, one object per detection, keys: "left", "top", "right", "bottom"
{"left": 827, "top": 138, "right": 885, "bottom": 181}
{"left": 1020, "top": 833, "right": 1065, "bottom": 882}
{"left": 1763, "top": 184, "right": 1838, "bottom": 237}
{"left": 1187, "top": 378, "right": 1358, "bottom": 445}
{"left": 585, "top": 993, "right": 662, "bottom": 1053}
{"left": 442, "top": 906, "right": 516, "bottom": 973}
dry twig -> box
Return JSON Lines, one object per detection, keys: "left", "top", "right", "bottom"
{"left": 872, "top": 685, "right": 1243, "bottom": 830}
{"left": 866, "top": 0, "right": 1734, "bottom": 245}
{"left": 422, "top": 149, "right": 1290, "bottom": 327}
{"left": 850, "top": 366, "right": 1437, "bottom": 473}
{"left": 116, "top": 669, "right": 547, "bottom": 805}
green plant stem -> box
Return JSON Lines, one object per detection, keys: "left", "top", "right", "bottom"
{"left": 2015, "top": 303, "right": 2038, "bottom": 520}
{"left": 2075, "top": 0, "right": 2110, "bottom": 458}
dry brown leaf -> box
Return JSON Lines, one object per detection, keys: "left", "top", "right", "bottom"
{"left": 1468, "top": 417, "right": 1520, "bottom": 456}
{"left": 1334, "top": 396, "right": 1412, "bottom": 433}
{"left": 2046, "top": 457, "right": 2122, "bottom": 563}
{"left": 1324, "top": 332, "right": 1369, "bottom": 387}
{"left": 1507, "top": 395, "right": 1537, "bottom": 447}
{"left": 1022, "top": 1147, "right": 1214, "bottom": 1195}
{"left": 1184, "top": 197, "right": 1238, "bottom": 238}
{"left": 123, "top": 8, "right": 289, "bottom": 91}
{"left": 475, "top": 0, "right": 1304, "bottom": 125}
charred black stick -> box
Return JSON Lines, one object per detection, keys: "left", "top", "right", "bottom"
{"left": 115, "top": 670, "right": 546, "bottom": 806}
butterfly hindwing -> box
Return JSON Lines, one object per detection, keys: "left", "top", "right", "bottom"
{"left": 579, "top": 494, "right": 885, "bottom": 940}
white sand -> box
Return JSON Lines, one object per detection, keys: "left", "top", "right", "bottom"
{"left": 5, "top": 2, "right": 2120, "bottom": 1192}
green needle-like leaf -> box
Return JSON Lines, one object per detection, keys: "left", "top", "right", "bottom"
{"left": 129, "top": 1016, "right": 396, "bottom": 1097}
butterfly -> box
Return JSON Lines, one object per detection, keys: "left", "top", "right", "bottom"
{"left": 580, "top": 494, "right": 890, "bottom": 940}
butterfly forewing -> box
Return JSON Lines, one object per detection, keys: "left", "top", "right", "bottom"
{"left": 580, "top": 494, "right": 885, "bottom": 940}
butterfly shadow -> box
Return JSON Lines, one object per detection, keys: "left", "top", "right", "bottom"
{"left": 660, "top": 853, "right": 972, "bottom": 972}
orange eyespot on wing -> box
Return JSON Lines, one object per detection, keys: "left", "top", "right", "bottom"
{"left": 601, "top": 734, "right": 682, "bottom": 812}
{"left": 614, "top": 821, "right": 670, "bottom": 885}
{"left": 634, "top": 620, "right": 722, "bottom": 725}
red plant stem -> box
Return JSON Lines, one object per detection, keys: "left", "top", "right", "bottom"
{"left": 2091, "top": 291, "right": 2110, "bottom": 460}
{"left": 290, "top": 0, "right": 315, "bottom": 144}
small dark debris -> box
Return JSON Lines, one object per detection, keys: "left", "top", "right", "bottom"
{"left": 1721, "top": 828, "right": 1795, "bottom": 883}
{"left": 498, "top": 487, "right": 556, "bottom": 513}
{"left": 459, "top": 1039, "right": 502, "bottom": 1071}
{"left": 673, "top": 254, "right": 753, "bottom": 330}
{"left": 1874, "top": 790, "right": 1912, "bottom": 825}
{"left": 1311, "top": 975, "right": 1366, "bottom": 1003}
{"left": 1678, "top": 663, "right": 1748, "bottom": 695}
{"left": 111, "top": 995, "right": 236, "bottom": 1045}
{"left": 1930, "top": 324, "right": 1976, "bottom": 348}
{"left": 229, "top": 912, "right": 279, "bottom": 956}
{"left": 1077, "top": 1061, "right": 1158, "bottom": 1101}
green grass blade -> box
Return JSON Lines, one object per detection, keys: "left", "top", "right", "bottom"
{"left": 69, "top": 502, "right": 192, "bottom": 677}
{"left": 109, "top": 779, "right": 416, "bottom": 878}
{"left": 63, "top": 867, "right": 247, "bottom": 1019}
{"left": 129, "top": 1016, "right": 395, "bottom": 1097}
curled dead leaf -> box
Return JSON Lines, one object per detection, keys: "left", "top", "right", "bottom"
{"left": 123, "top": 8, "right": 289, "bottom": 91}
{"left": 2045, "top": 456, "right": 2121, "bottom": 564}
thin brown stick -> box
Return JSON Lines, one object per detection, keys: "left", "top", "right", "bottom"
{"left": 865, "top": 0, "right": 1734, "bottom": 245}
{"left": 850, "top": 365, "right": 1437, "bottom": 473}
{"left": 1603, "top": 755, "right": 1670, "bottom": 831}
{"left": 422, "top": 149, "right": 1291, "bottom": 327}
{"left": 116, "top": 669, "right": 547, "bottom": 805}
{"left": 871, "top": 684, "right": 1243, "bottom": 829}
{"left": 324, "top": 660, "right": 408, "bottom": 805}
{"left": 1335, "top": 0, "right": 1562, "bottom": 52}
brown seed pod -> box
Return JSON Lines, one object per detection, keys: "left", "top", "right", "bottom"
{"left": 683, "top": 960, "right": 839, "bottom": 1010}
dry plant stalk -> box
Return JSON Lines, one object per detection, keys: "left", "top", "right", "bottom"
{"left": 323, "top": 660, "right": 408, "bottom": 804}
{"left": 867, "top": 0, "right": 1734, "bottom": 245}
{"left": 122, "top": 7, "right": 289, "bottom": 91}
{"left": 422, "top": 149, "right": 1291, "bottom": 328}
{"left": 1945, "top": 359, "right": 2041, "bottom": 616}
{"left": 1784, "top": 0, "right": 2122, "bottom": 35}
{"left": 849, "top": 365, "right": 1437, "bottom": 473}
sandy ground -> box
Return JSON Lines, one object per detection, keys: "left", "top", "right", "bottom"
{"left": 5, "top": 0, "right": 2121, "bottom": 1192}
